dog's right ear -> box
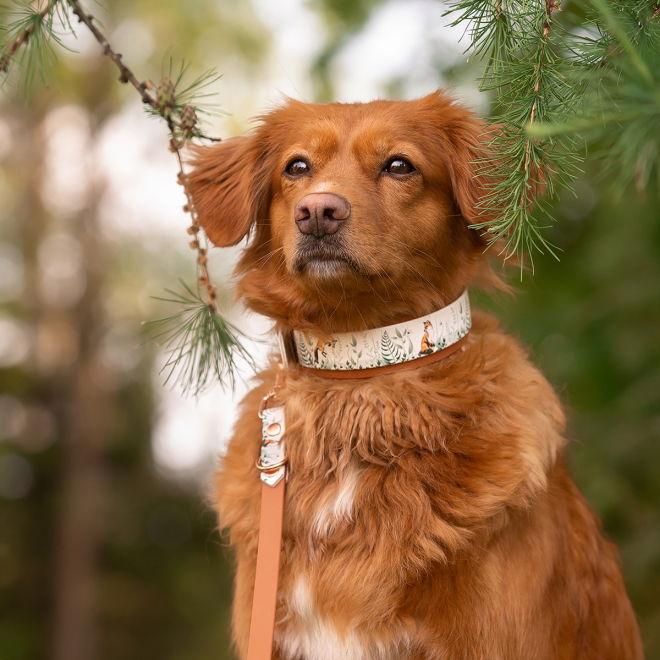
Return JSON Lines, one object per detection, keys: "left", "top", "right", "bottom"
{"left": 187, "top": 136, "right": 270, "bottom": 247}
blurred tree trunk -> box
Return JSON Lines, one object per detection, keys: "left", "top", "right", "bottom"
{"left": 12, "top": 99, "right": 112, "bottom": 659}
{"left": 49, "top": 183, "right": 112, "bottom": 660}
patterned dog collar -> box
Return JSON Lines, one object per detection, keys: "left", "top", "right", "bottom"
{"left": 292, "top": 290, "right": 471, "bottom": 375}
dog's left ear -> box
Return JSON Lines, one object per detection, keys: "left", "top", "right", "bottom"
{"left": 419, "top": 91, "right": 493, "bottom": 227}
{"left": 442, "top": 113, "right": 490, "bottom": 228}
{"left": 187, "top": 136, "right": 271, "bottom": 247}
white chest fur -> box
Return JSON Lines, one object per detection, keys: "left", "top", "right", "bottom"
{"left": 278, "top": 575, "right": 415, "bottom": 660}
{"left": 279, "top": 575, "right": 368, "bottom": 660}
{"left": 310, "top": 462, "right": 361, "bottom": 539}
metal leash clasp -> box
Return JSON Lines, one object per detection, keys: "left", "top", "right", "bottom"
{"left": 256, "top": 366, "right": 287, "bottom": 486}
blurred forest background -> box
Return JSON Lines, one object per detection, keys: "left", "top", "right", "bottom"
{"left": 0, "top": 1, "right": 658, "bottom": 659}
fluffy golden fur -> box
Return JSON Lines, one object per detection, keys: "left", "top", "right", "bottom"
{"left": 189, "top": 91, "right": 642, "bottom": 659}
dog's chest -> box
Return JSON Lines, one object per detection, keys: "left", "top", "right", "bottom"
{"left": 276, "top": 463, "right": 420, "bottom": 659}
{"left": 262, "top": 379, "right": 462, "bottom": 658}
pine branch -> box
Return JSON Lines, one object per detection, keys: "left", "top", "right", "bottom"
{"left": 67, "top": 0, "right": 153, "bottom": 101}
{"left": 448, "top": 0, "right": 660, "bottom": 265}
{"left": 1, "top": 0, "right": 251, "bottom": 393}
{"left": 65, "top": 1, "right": 220, "bottom": 142}
{"left": 63, "top": 1, "right": 246, "bottom": 390}
{"left": 146, "top": 281, "right": 255, "bottom": 396}
{"left": 466, "top": 0, "right": 579, "bottom": 269}
{"left": 169, "top": 122, "right": 218, "bottom": 312}
{"left": 527, "top": 0, "right": 660, "bottom": 195}
{"left": 0, "top": 0, "right": 60, "bottom": 73}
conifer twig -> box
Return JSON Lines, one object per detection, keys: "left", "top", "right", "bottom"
{"left": 1, "top": 0, "right": 251, "bottom": 392}
{"left": 62, "top": 0, "right": 219, "bottom": 310}
{"left": 168, "top": 121, "right": 218, "bottom": 312}
{"left": 0, "top": 1, "right": 59, "bottom": 72}
{"left": 521, "top": 0, "right": 559, "bottom": 208}
{"left": 63, "top": 0, "right": 243, "bottom": 389}
{"left": 529, "top": 0, "right": 559, "bottom": 125}
{"left": 528, "top": 1, "right": 660, "bottom": 196}
{"left": 446, "top": 0, "right": 584, "bottom": 269}
{"left": 66, "top": 0, "right": 153, "bottom": 105}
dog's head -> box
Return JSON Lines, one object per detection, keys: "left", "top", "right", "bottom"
{"left": 189, "top": 91, "right": 501, "bottom": 332}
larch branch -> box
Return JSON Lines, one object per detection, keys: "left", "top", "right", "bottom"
{"left": 66, "top": 0, "right": 155, "bottom": 106}
{"left": 65, "top": 0, "right": 218, "bottom": 309}
{"left": 0, "top": 0, "right": 60, "bottom": 73}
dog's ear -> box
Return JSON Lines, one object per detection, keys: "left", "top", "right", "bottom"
{"left": 442, "top": 112, "right": 490, "bottom": 228}
{"left": 187, "top": 136, "right": 270, "bottom": 247}
{"left": 418, "top": 91, "right": 494, "bottom": 227}
{"left": 440, "top": 105, "right": 545, "bottom": 227}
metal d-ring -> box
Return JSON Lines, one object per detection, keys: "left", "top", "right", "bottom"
{"left": 255, "top": 456, "right": 289, "bottom": 472}
{"left": 258, "top": 389, "right": 281, "bottom": 419}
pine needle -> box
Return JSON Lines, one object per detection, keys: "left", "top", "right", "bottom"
{"left": 445, "top": 0, "right": 583, "bottom": 270}
{"left": 528, "top": 0, "right": 660, "bottom": 196}
{"left": 0, "top": 0, "right": 69, "bottom": 90}
{"left": 145, "top": 56, "right": 224, "bottom": 140}
{"left": 145, "top": 280, "right": 255, "bottom": 396}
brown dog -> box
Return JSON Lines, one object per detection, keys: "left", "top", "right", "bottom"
{"left": 189, "top": 91, "right": 642, "bottom": 659}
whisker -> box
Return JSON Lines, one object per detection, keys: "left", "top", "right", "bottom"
{"left": 252, "top": 245, "right": 285, "bottom": 268}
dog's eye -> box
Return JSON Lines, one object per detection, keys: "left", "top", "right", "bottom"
{"left": 384, "top": 158, "right": 416, "bottom": 175}
{"left": 285, "top": 159, "right": 310, "bottom": 177}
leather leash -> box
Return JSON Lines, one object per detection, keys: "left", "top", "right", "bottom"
{"left": 246, "top": 480, "right": 285, "bottom": 659}
{"left": 245, "top": 331, "right": 469, "bottom": 658}
{"left": 247, "top": 372, "right": 287, "bottom": 660}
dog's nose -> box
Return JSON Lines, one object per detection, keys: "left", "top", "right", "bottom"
{"left": 294, "top": 193, "right": 351, "bottom": 238}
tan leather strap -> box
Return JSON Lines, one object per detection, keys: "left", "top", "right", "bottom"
{"left": 299, "top": 333, "right": 468, "bottom": 379}
{"left": 247, "top": 478, "right": 285, "bottom": 660}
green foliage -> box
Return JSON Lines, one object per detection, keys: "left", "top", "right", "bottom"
{"left": 0, "top": 0, "right": 71, "bottom": 89}
{"left": 147, "top": 58, "right": 223, "bottom": 142}
{"left": 446, "top": 1, "right": 582, "bottom": 266}
{"left": 443, "top": 0, "right": 514, "bottom": 74}
{"left": 146, "top": 281, "right": 255, "bottom": 395}
{"left": 445, "top": 0, "right": 659, "bottom": 267}
{"left": 528, "top": 0, "right": 660, "bottom": 194}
